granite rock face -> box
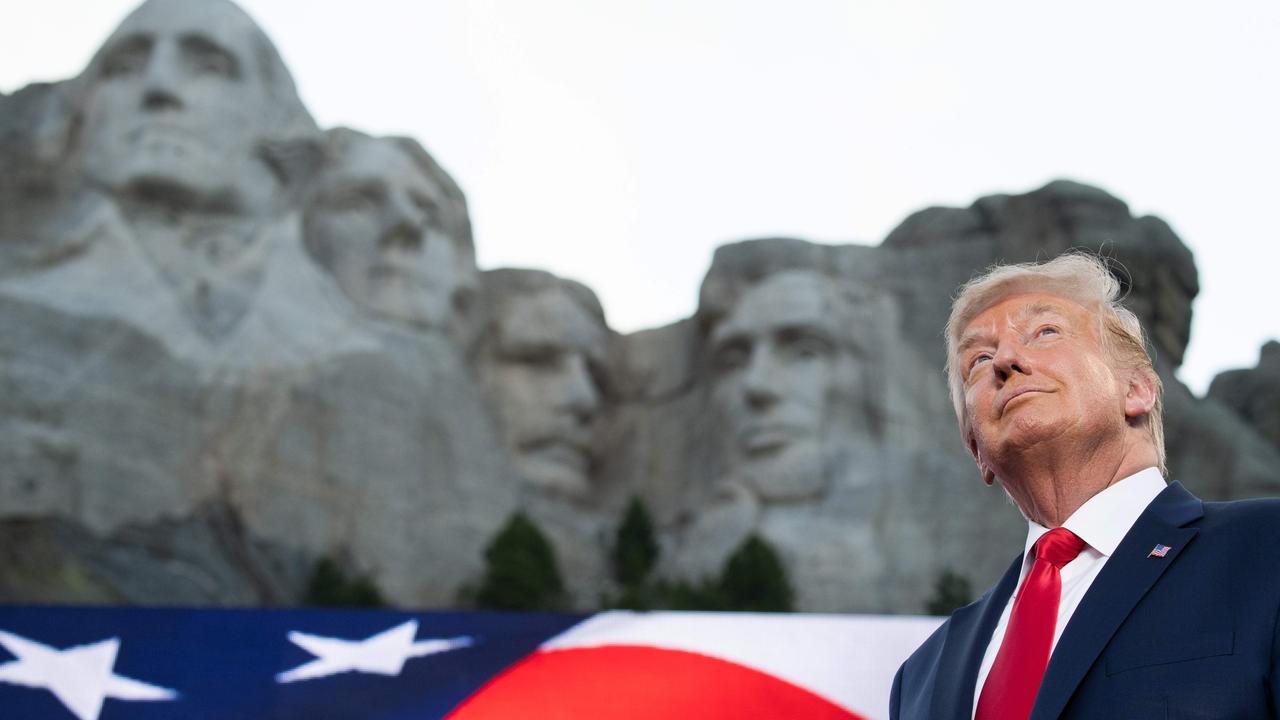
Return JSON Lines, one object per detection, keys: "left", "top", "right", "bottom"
{"left": 883, "top": 179, "right": 1198, "bottom": 370}
{"left": 0, "top": 0, "right": 516, "bottom": 608}
{"left": 3, "top": 0, "right": 1277, "bottom": 613}
{"left": 1209, "top": 342, "right": 1280, "bottom": 452}
{"left": 611, "top": 239, "right": 1007, "bottom": 612}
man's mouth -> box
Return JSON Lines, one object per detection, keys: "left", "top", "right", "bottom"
{"left": 999, "top": 387, "right": 1050, "bottom": 415}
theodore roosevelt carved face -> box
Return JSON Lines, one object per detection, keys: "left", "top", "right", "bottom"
{"left": 478, "top": 272, "right": 609, "bottom": 499}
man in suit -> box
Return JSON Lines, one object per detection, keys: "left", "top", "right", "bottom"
{"left": 891, "top": 253, "right": 1280, "bottom": 719}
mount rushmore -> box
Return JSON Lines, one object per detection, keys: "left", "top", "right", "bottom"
{"left": 2, "top": 0, "right": 1277, "bottom": 612}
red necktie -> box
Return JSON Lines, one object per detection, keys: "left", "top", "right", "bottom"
{"left": 975, "top": 527, "right": 1086, "bottom": 720}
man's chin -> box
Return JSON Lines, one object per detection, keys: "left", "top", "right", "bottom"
{"left": 985, "top": 416, "right": 1071, "bottom": 462}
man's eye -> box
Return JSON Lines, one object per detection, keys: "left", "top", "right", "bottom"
{"left": 969, "top": 354, "right": 991, "bottom": 373}
{"left": 1036, "top": 326, "right": 1060, "bottom": 338}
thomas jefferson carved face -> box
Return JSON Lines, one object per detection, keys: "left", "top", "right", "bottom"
{"left": 481, "top": 285, "right": 608, "bottom": 497}
{"left": 709, "top": 270, "right": 862, "bottom": 502}
{"left": 304, "top": 134, "right": 467, "bottom": 329}
{"left": 78, "top": 0, "right": 280, "bottom": 211}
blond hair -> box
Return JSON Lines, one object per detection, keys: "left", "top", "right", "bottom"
{"left": 944, "top": 253, "right": 1165, "bottom": 473}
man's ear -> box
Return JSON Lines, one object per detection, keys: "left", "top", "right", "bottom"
{"left": 1123, "top": 369, "right": 1158, "bottom": 420}
{"left": 966, "top": 432, "right": 996, "bottom": 486}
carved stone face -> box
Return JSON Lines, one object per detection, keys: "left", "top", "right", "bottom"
{"left": 709, "top": 270, "right": 860, "bottom": 502}
{"left": 78, "top": 0, "right": 276, "bottom": 211}
{"left": 304, "top": 136, "right": 464, "bottom": 329}
{"left": 482, "top": 286, "right": 607, "bottom": 497}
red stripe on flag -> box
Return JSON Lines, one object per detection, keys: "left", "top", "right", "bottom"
{"left": 447, "top": 644, "right": 867, "bottom": 720}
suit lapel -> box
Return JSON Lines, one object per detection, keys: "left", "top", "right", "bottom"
{"left": 931, "top": 555, "right": 1023, "bottom": 720}
{"left": 1030, "top": 482, "right": 1204, "bottom": 720}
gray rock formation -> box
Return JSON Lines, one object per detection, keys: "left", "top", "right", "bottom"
{"left": 611, "top": 239, "right": 1016, "bottom": 612}
{"left": 3, "top": 0, "right": 1276, "bottom": 614}
{"left": 1209, "top": 341, "right": 1280, "bottom": 452}
{"left": 473, "top": 268, "right": 619, "bottom": 604}
{"left": 303, "top": 128, "right": 480, "bottom": 343}
{"left": 0, "top": 0, "right": 515, "bottom": 609}
{"left": 883, "top": 179, "right": 1197, "bottom": 371}
{"left": 477, "top": 269, "right": 612, "bottom": 502}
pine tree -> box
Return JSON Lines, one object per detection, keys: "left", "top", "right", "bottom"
{"left": 612, "top": 497, "right": 659, "bottom": 587}
{"left": 304, "top": 557, "right": 386, "bottom": 608}
{"left": 718, "top": 534, "right": 794, "bottom": 612}
{"left": 474, "top": 512, "right": 566, "bottom": 611}
{"left": 925, "top": 568, "right": 973, "bottom": 616}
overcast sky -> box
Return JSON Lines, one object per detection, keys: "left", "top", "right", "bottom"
{"left": 5, "top": 0, "right": 1278, "bottom": 394}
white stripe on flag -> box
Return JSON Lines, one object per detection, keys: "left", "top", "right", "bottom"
{"left": 540, "top": 611, "right": 943, "bottom": 719}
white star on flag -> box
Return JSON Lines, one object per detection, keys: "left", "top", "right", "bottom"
{"left": 276, "top": 619, "right": 473, "bottom": 684}
{"left": 0, "top": 629, "right": 177, "bottom": 720}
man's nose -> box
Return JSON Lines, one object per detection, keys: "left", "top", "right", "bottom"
{"left": 557, "top": 354, "right": 600, "bottom": 423}
{"left": 742, "top": 346, "right": 782, "bottom": 410}
{"left": 991, "top": 340, "right": 1029, "bottom": 382}
{"left": 141, "top": 42, "right": 184, "bottom": 111}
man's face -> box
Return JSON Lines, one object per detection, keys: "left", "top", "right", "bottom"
{"left": 709, "top": 271, "right": 857, "bottom": 501}
{"left": 305, "top": 137, "right": 460, "bottom": 328}
{"left": 78, "top": 0, "right": 271, "bottom": 206}
{"left": 957, "top": 292, "right": 1129, "bottom": 481}
{"left": 482, "top": 287, "right": 607, "bottom": 497}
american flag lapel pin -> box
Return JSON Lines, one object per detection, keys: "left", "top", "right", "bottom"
{"left": 1147, "top": 544, "right": 1171, "bottom": 558}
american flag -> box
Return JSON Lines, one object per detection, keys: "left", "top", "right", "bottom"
{"left": 1148, "top": 544, "right": 1172, "bottom": 558}
{"left": 0, "top": 605, "right": 940, "bottom": 720}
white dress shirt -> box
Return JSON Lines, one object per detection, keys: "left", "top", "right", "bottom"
{"left": 971, "top": 467, "right": 1167, "bottom": 718}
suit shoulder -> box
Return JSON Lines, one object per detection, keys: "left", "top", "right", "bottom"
{"left": 1202, "top": 496, "right": 1280, "bottom": 528}
{"left": 1197, "top": 496, "right": 1280, "bottom": 549}
{"left": 894, "top": 615, "right": 952, "bottom": 715}
{"left": 898, "top": 614, "right": 952, "bottom": 681}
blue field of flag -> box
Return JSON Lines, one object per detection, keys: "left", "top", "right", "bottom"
{"left": 0, "top": 605, "right": 583, "bottom": 720}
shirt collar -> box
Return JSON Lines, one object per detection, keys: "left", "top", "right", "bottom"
{"left": 1021, "top": 466, "right": 1167, "bottom": 562}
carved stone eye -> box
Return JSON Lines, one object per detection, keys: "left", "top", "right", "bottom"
{"left": 326, "top": 182, "right": 385, "bottom": 214}
{"left": 712, "top": 339, "right": 752, "bottom": 374}
{"left": 777, "top": 328, "right": 835, "bottom": 362}
{"left": 182, "top": 36, "right": 240, "bottom": 79}
{"left": 100, "top": 39, "right": 151, "bottom": 78}
{"left": 507, "top": 345, "right": 562, "bottom": 371}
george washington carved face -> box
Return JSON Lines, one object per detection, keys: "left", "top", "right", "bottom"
{"left": 77, "top": 0, "right": 298, "bottom": 213}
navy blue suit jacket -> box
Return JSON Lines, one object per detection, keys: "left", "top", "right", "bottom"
{"left": 891, "top": 482, "right": 1280, "bottom": 719}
